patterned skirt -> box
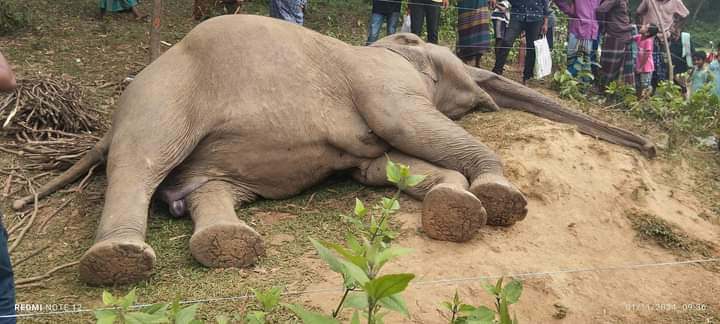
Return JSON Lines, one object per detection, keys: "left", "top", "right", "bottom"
{"left": 456, "top": 0, "right": 491, "bottom": 59}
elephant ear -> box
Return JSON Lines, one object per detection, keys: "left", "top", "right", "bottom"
{"left": 371, "top": 36, "right": 437, "bottom": 83}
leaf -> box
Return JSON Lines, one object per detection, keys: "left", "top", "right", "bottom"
{"left": 244, "top": 311, "right": 266, "bottom": 324}
{"left": 363, "top": 273, "right": 415, "bottom": 302}
{"left": 441, "top": 301, "right": 454, "bottom": 311}
{"left": 174, "top": 303, "right": 200, "bottom": 324}
{"left": 468, "top": 306, "right": 495, "bottom": 322}
{"left": 283, "top": 303, "right": 340, "bottom": 324}
{"left": 502, "top": 280, "right": 523, "bottom": 304}
{"left": 323, "top": 240, "right": 367, "bottom": 271}
{"left": 94, "top": 309, "right": 117, "bottom": 324}
{"left": 386, "top": 158, "right": 401, "bottom": 184}
{"left": 374, "top": 246, "right": 413, "bottom": 269}
{"left": 343, "top": 292, "right": 369, "bottom": 309}
{"left": 310, "top": 238, "right": 344, "bottom": 274}
{"left": 381, "top": 198, "right": 400, "bottom": 212}
{"left": 124, "top": 311, "right": 169, "bottom": 324}
{"left": 120, "top": 288, "right": 138, "bottom": 309}
{"left": 350, "top": 311, "right": 361, "bottom": 324}
{"left": 404, "top": 174, "right": 426, "bottom": 188}
{"left": 482, "top": 283, "right": 498, "bottom": 296}
{"left": 253, "top": 286, "right": 282, "bottom": 312}
{"left": 143, "top": 303, "right": 168, "bottom": 316}
{"left": 378, "top": 294, "right": 409, "bottom": 317}
{"left": 102, "top": 291, "right": 116, "bottom": 306}
{"left": 459, "top": 304, "right": 477, "bottom": 314}
{"left": 353, "top": 199, "right": 367, "bottom": 218}
{"left": 346, "top": 234, "right": 363, "bottom": 255}
{"left": 339, "top": 259, "right": 370, "bottom": 285}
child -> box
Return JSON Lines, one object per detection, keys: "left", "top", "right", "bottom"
{"left": 491, "top": 1, "right": 510, "bottom": 61}
{"left": 366, "top": 0, "right": 401, "bottom": 45}
{"left": 689, "top": 51, "right": 712, "bottom": 97}
{"left": 634, "top": 24, "right": 657, "bottom": 98}
{"left": 710, "top": 42, "right": 720, "bottom": 99}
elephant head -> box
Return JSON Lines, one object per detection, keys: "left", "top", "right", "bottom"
{"left": 370, "top": 33, "right": 499, "bottom": 120}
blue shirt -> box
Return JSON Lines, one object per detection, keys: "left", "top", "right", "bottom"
{"left": 509, "top": 0, "right": 550, "bottom": 22}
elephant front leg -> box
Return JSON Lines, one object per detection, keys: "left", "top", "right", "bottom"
{"left": 356, "top": 92, "right": 527, "bottom": 227}
{"left": 186, "top": 181, "right": 265, "bottom": 268}
{"left": 353, "top": 151, "right": 486, "bottom": 242}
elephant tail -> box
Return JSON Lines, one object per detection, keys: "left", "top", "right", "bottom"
{"left": 12, "top": 133, "right": 111, "bottom": 210}
{"left": 466, "top": 66, "right": 657, "bottom": 158}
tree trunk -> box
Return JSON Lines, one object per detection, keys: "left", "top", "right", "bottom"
{"left": 150, "top": 0, "right": 163, "bottom": 62}
{"left": 648, "top": 0, "right": 674, "bottom": 82}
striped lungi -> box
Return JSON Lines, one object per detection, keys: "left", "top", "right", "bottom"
{"left": 600, "top": 37, "right": 635, "bottom": 86}
{"left": 456, "top": 0, "right": 491, "bottom": 60}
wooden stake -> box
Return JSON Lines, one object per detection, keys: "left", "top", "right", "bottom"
{"left": 648, "top": 0, "right": 674, "bottom": 82}
{"left": 150, "top": 0, "right": 163, "bottom": 62}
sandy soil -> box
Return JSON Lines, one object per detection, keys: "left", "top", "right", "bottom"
{"left": 300, "top": 110, "right": 720, "bottom": 324}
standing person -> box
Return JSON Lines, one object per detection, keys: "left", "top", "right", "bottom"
{"left": 366, "top": 0, "right": 402, "bottom": 45}
{"left": 689, "top": 51, "right": 712, "bottom": 96}
{"left": 491, "top": 1, "right": 511, "bottom": 60}
{"left": 710, "top": 43, "right": 720, "bottom": 99}
{"left": 634, "top": 24, "right": 658, "bottom": 97}
{"left": 0, "top": 54, "right": 17, "bottom": 324}
{"left": 456, "top": 0, "right": 494, "bottom": 67}
{"left": 269, "top": 0, "right": 307, "bottom": 25}
{"left": 596, "top": 0, "right": 635, "bottom": 89}
{"left": 636, "top": 0, "right": 689, "bottom": 88}
{"left": 99, "top": 0, "right": 148, "bottom": 20}
{"left": 554, "top": 0, "right": 601, "bottom": 77}
{"left": 0, "top": 210, "right": 15, "bottom": 324}
{"left": 492, "top": 0, "right": 550, "bottom": 84}
{"left": 409, "top": 0, "right": 449, "bottom": 44}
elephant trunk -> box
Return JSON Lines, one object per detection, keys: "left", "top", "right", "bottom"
{"left": 13, "top": 133, "right": 111, "bottom": 210}
{"left": 465, "top": 66, "right": 657, "bottom": 158}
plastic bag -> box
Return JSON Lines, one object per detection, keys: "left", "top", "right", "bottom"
{"left": 400, "top": 14, "right": 411, "bottom": 33}
{"left": 534, "top": 37, "right": 552, "bottom": 79}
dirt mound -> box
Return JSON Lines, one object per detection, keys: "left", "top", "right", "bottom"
{"left": 301, "top": 110, "right": 720, "bottom": 323}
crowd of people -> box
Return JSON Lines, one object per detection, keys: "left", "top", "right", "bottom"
{"left": 363, "top": 0, "right": 719, "bottom": 96}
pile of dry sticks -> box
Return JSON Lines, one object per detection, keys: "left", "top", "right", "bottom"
{"left": 0, "top": 78, "right": 107, "bottom": 172}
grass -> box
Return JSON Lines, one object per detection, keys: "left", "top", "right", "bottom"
{"left": 625, "top": 211, "right": 718, "bottom": 272}
{"left": 3, "top": 0, "right": 720, "bottom": 322}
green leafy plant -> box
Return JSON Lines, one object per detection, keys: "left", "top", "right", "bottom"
{"left": 94, "top": 289, "right": 201, "bottom": 324}
{"left": 284, "top": 158, "right": 424, "bottom": 324}
{"left": 552, "top": 70, "right": 584, "bottom": 101}
{"left": 441, "top": 277, "right": 523, "bottom": 324}
{"left": 245, "top": 286, "right": 283, "bottom": 324}
{"left": 604, "top": 81, "right": 639, "bottom": 110}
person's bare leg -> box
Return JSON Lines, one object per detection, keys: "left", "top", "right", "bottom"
{"left": 353, "top": 151, "right": 487, "bottom": 242}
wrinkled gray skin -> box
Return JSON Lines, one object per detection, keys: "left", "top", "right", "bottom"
{"left": 14, "top": 14, "right": 655, "bottom": 285}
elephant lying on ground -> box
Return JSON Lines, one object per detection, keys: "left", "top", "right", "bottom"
{"left": 13, "top": 14, "right": 655, "bottom": 285}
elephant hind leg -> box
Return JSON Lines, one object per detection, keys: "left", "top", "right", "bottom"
{"left": 353, "top": 151, "right": 486, "bottom": 242}
{"left": 187, "top": 181, "right": 264, "bottom": 268}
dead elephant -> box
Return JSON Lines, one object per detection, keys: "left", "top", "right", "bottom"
{"left": 13, "top": 15, "right": 655, "bottom": 285}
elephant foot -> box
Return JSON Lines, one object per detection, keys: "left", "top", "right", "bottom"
{"left": 190, "top": 223, "right": 265, "bottom": 268}
{"left": 470, "top": 174, "right": 528, "bottom": 226}
{"left": 79, "top": 240, "right": 156, "bottom": 286}
{"left": 422, "top": 184, "right": 487, "bottom": 242}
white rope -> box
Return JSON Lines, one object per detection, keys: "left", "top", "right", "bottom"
{"left": 3, "top": 257, "right": 718, "bottom": 319}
